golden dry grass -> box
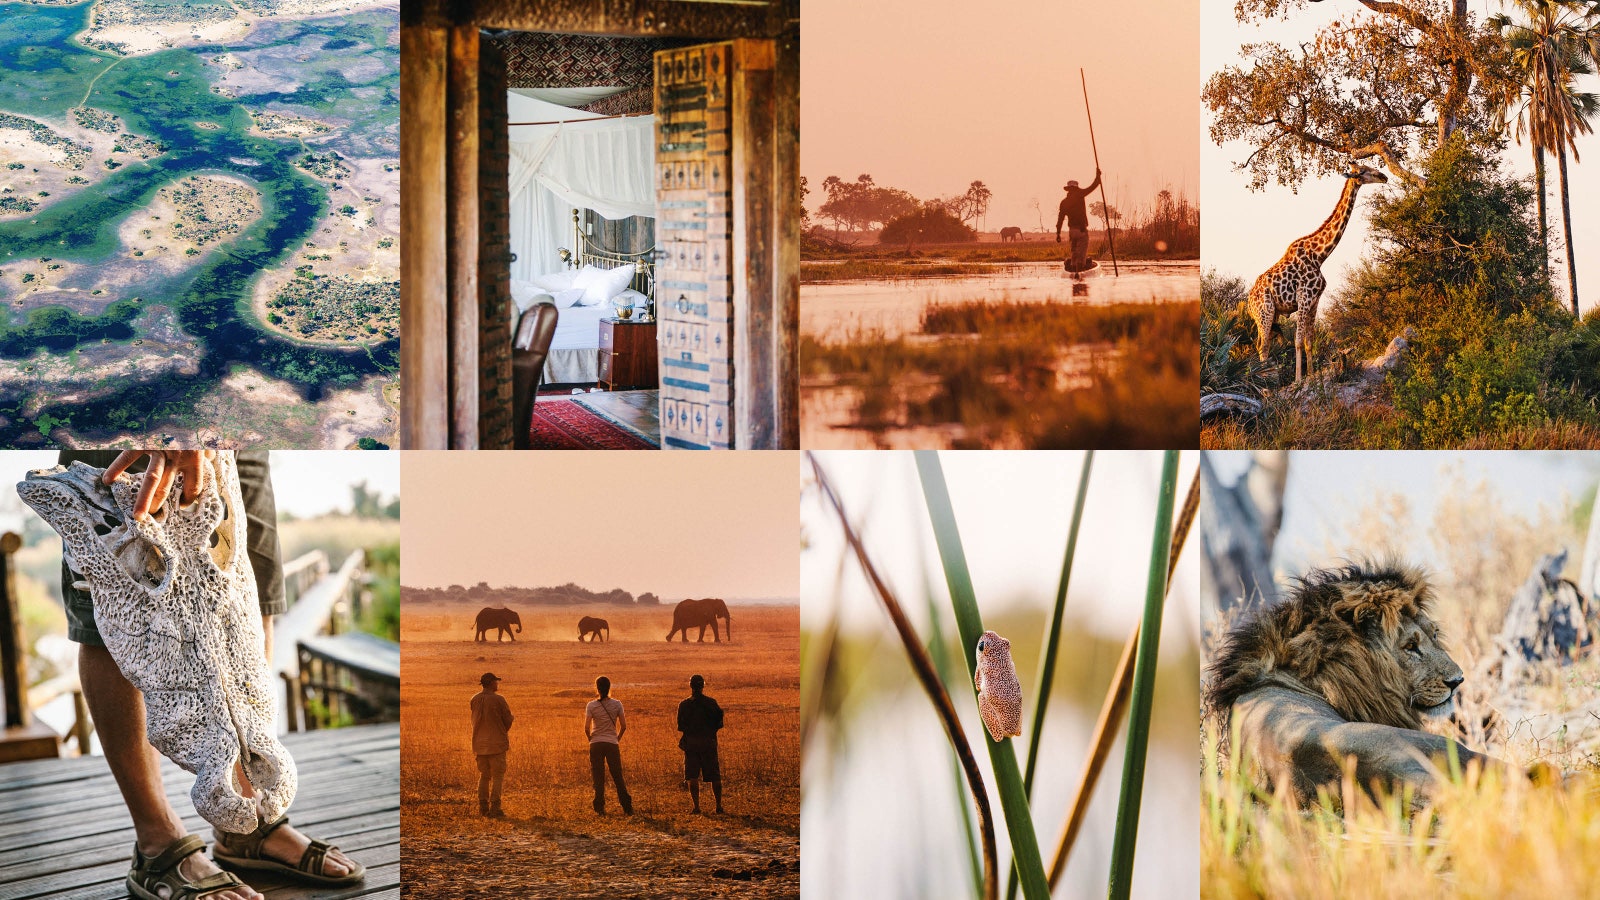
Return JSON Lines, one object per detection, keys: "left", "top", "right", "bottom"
{"left": 1203, "top": 730, "right": 1600, "bottom": 900}
{"left": 401, "top": 603, "right": 799, "bottom": 899}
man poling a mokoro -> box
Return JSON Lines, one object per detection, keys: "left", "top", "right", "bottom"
{"left": 1055, "top": 67, "right": 1119, "bottom": 281}
{"left": 1056, "top": 170, "right": 1102, "bottom": 277}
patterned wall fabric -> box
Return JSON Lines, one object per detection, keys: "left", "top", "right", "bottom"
{"left": 581, "top": 84, "right": 654, "bottom": 116}
{"left": 499, "top": 33, "right": 674, "bottom": 90}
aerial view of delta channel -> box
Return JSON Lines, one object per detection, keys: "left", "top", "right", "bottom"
{"left": 0, "top": 0, "right": 399, "bottom": 448}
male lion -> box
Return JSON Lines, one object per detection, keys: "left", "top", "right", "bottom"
{"left": 1204, "top": 561, "right": 1508, "bottom": 808}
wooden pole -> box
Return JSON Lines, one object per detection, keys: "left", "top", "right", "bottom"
{"left": 0, "top": 532, "right": 27, "bottom": 729}
{"left": 1080, "top": 68, "right": 1118, "bottom": 277}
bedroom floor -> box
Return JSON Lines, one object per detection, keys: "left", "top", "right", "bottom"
{"left": 534, "top": 389, "right": 661, "bottom": 448}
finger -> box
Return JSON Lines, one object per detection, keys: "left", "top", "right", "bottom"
{"left": 102, "top": 450, "right": 146, "bottom": 485}
{"left": 178, "top": 452, "right": 205, "bottom": 508}
{"left": 132, "top": 455, "right": 164, "bottom": 518}
{"left": 148, "top": 460, "right": 179, "bottom": 516}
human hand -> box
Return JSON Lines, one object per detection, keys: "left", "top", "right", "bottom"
{"left": 1055, "top": 234, "right": 1061, "bottom": 243}
{"left": 103, "top": 450, "right": 213, "bottom": 518}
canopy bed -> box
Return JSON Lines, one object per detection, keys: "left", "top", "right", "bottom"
{"left": 506, "top": 94, "right": 658, "bottom": 386}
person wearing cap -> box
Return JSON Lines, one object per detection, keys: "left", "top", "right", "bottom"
{"left": 471, "top": 672, "right": 514, "bottom": 818}
{"left": 1054, "top": 168, "right": 1103, "bottom": 273}
{"left": 584, "top": 676, "right": 632, "bottom": 815}
{"left": 677, "top": 674, "right": 725, "bottom": 814}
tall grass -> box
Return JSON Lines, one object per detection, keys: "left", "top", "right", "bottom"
{"left": 916, "top": 451, "right": 1052, "bottom": 900}
{"left": 1007, "top": 451, "right": 1094, "bottom": 900}
{"left": 1202, "top": 727, "right": 1600, "bottom": 899}
{"left": 1107, "top": 450, "right": 1179, "bottom": 899}
{"left": 804, "top": 300, "right": 1200, "bottom": 449}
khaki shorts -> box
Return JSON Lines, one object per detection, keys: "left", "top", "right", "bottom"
{"left": 59, "top": 451, "right": 286, "bottom": 646}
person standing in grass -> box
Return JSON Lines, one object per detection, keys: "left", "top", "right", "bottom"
{"left": 1055, "top": 168, "right": 1102, "bottom": 273}
{"left": 677, "top": 674, "right": 725, "bottom": 814}
{"left": 471, "top": 671, "right": 514, "bottom": 818}
{"left": 585, "top": 676, "right": 633, "bottom": 815}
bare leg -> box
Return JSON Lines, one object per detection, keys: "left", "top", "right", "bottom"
{"left": 79, "top": 646, "right": 261, "bottom": 900}
{"left": 237, "top": 617, "right": 354, "bottom": 876}
{"left": 688, "top": 776, "right": 700, "bottom": 813}
{"left": 711, "top": 778, "right": 723, "bottom": 813}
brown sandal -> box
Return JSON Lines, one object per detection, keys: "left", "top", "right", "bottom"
{"left": 127, "top": 834, "right": 248, "bottom": 900}
{"left": 212, "top": 815, "right": 365, "bottom": 886}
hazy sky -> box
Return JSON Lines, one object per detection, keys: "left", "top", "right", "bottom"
{"left": 401, "top": 452, "right": 799, "bottom": 600}
{"left": 801, "top": 0, "right": 1199, "bottom": 232}
{"left": 1202, "top": 1, "right": 1599, "bottom": 315}
{"left": 801, "top": 451, "right": 1201, "bottom": 642}
{"left": 1206, "top": 451, "right": 1600, "bottom": 575}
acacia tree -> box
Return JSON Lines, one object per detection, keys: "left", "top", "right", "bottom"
{"left": 964, "top": 180, "right": 992, "bottom": 231}
{"left": 817, "top": 174, "right": 921, "bottom": 234}
{"left": 1204, "top": 0, "right": 1506, "bottom": 189}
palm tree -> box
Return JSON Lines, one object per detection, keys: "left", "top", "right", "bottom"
{"left": 1491, "top": 0, "right": 1600, "bottom": 316}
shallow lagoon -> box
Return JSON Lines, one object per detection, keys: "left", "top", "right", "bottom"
{"left": 802, "top": 259, "right": 1199, "bottom": 341}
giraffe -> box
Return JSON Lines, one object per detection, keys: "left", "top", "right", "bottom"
{"left": 1247, "top": 163, "right": 1388, "bottom": 382}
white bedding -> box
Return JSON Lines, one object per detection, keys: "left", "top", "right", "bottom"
{"left": 533, "top": 288, "right": 651, "bottom": 385}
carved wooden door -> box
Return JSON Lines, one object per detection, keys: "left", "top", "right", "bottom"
{"left": 654, "top": 41, "right": 734, "bottom": 449}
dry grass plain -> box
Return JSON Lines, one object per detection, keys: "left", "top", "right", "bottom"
{"left": 401, "top": 604, "right": 799, "bottom": 899}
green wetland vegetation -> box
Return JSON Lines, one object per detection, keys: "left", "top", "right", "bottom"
{"left": 0, "top": 1, "right": 397, "bottom": 445}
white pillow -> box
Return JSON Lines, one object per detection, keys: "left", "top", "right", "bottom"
{"left": 572, "top": 263, "right": 636, "bottom": 306}
{"left": 531, "top": 270, "right": 577, "bottom": 292}
{"left": 550, "top": 287, "right": 587, "bottom": 309}
{"left": 510, "top": 279, "right": 546, "bottom": 312}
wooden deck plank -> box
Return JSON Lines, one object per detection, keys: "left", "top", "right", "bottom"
{"left": 0, "top": 741, "right": 396, "bottom": 840}
{"left": 0, "top": 724, "right": 396, "bottom": 900}
{"left": 0, "top": 741, "right": 397, "bottom": 822}
{"left": 0, "top": 793, "right": 398, "bottom": 876}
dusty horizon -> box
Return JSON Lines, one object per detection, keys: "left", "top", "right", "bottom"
{"left": 399, "top": 452, "right": 799, "bottom": 599}
{"left": 801, "top": 0, "right": 1199, "bottom": 231}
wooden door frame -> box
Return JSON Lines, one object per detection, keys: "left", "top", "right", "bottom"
{"left": 400, "top": 0, "right": 797, "bottom": 448}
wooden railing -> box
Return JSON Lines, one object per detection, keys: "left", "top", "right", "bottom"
{"left": 3, "top": 541, "right": 395, "bottom": 760}
{"left": 282, "top": 550, "right": 331, "bottom": 606}
{"left": 273, "top": 549, "right": 400, "bottom": 731}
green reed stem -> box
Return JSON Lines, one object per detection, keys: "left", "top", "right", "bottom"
{"left": 927, "top": 586, "right": 985, "bottom": 898}
{"left": 1106, "top": 450, "right": 1179, "bottom": 899}
{"left": 915, "top": 450, "right": 1051, "bottom": 900}
{"left": 1005, "top": 450, "right": 1094, "bottom": 900}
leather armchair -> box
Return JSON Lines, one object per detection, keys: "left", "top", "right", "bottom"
{"left": 511, "top": 303, "right": 560, "bottom": 450}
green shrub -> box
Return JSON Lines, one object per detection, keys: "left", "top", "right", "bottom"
{"left": 879, "top": 207, "right": 976, "bottom": 245}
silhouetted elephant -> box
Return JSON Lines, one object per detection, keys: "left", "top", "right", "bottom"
{"left": 666, "top": 598, "right": 732, "bottom": 643}
{"left": 578, "top": 615, "right": 610, "bottom": 642}
{"left": 1000, "top": 226, "right": 1023, "bottom": 242}
{"left": 474, "top": 607, "right": 522, "bottom": 642}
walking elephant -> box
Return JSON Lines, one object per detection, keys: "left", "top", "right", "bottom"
{"left": 1000, "top": 226, "right": 1023, "bottom": 242}
{"left": 474, "top": 607, "right": 522, "bottom": 642}
{"left": 578, "top": 615, "right": 610, "bottom": 642}
{"left": 666, "top": 598, "right": 732, "bottom": 643}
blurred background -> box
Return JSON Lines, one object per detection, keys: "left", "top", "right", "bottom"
{"left": 0, "top": 450, "right": 400, "bottom": 760}
{"left": 1203, "top": 451, "right": 1600, "bottom": 767}
{"left": 800, "top": 450, "right": 1199, "bottom": 899}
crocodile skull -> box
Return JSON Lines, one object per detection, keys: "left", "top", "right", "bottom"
{"left": 17, "top": 455, "right": 296, "bottom": 833}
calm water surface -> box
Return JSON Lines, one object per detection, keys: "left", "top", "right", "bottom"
{"left": 801, "top": 259, "right": 1199, "bottom": 341}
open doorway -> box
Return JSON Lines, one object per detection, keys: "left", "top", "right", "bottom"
{"left": 400, "top": 1, "right": 799, "bottom": 450}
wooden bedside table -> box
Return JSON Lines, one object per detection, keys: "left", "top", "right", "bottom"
{"left": 598, "top": 317, "right": 658, "bottom": 391}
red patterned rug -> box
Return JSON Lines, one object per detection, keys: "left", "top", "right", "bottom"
{"left": 528, "top": 399, "right": 655, "bottom": 450}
